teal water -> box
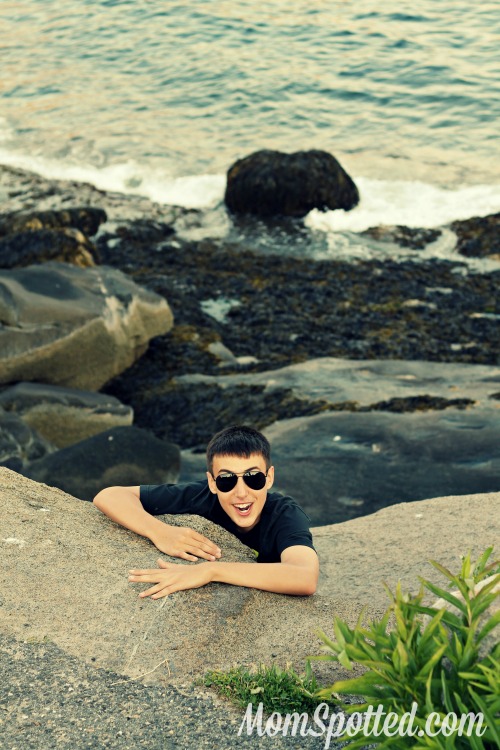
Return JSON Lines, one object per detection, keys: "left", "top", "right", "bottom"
{"left": 1, "top": 0, "right": 499, "bottom": 210}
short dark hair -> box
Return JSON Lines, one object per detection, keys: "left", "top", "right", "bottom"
{"left": 206, "top": 425, "right": 271, "bottom": 473}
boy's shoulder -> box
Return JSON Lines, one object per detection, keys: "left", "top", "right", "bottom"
{"left": 260, "top": 489, "right": 312, "bottom": 532}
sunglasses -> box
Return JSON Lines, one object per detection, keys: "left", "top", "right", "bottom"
{"left": 212, "top": 470, "right": 268, "bottom": 493}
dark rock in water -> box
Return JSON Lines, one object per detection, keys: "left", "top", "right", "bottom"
{"left": 0, "top": 408, "right": 55, "bottom": 471}
{"left": 24, "top": 426, "right": 180, "bottom": 501}
{"left": 0, "top": 207, "right": 107, "bottom": 238}
{"left": 114, "top": 219, "right": 175, "bottom": 244}
{"left": 451, "top": 213, "right": 500, "bottom": 258}
{"left": 224, "top": 149, "right": 359, "bottom": 217}
{"left": 0, "top": 262, "right": 173, "bottom": 391}
{"left": 0, "top": 228, "right": 99, "bottom": 269}
{"left": 0, "top": 382, "right": 133, "bottom": 448}
{"left": 361, "top": 225, "right": 441, "bottom": 250}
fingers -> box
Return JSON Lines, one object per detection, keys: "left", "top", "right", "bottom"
{"left": 128, "top": 572, "right": 186, "bottom": 599}
{"left": 181, "top": 530, "right": 221, "bottom": 560}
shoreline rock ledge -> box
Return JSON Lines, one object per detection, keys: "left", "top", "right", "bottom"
{"left": 1, "top": 467, "right": 498, "bottom": 689}
{"left": 0, "top": 262, "right": 173, "bottom": 391}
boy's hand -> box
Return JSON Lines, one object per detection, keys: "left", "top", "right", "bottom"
{"left": 129, "top": 558, "right": 212, "bottom": 598}
{"left": 149, "top": 524, "right": 221, "bottom": 562}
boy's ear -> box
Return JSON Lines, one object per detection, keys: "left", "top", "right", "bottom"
{"left": 266, "top": 466, "right": 275, "bottom": 489}
{"left": 207, "top": 471, "right": 217, "bottom": 494}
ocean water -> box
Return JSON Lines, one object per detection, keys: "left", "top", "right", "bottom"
{"left": 1, "top": 0, "right": 499, "bottom": 231}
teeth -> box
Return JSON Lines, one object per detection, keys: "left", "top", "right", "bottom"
{"left": 235, "top": 504, "right": 251, "bottom": 510}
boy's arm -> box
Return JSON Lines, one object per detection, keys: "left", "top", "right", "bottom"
{"left": 93, "top": 486, "right": 221, "bottom": 562}
{"left": 128, "top": 545, "right": 319, "bottom": 597}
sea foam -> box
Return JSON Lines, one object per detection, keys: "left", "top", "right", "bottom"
{"left": 305, "top": 178, "right": 500, "bottom": 233}
{"left": 0, "top": 147, "right": 498, "bottom": 229}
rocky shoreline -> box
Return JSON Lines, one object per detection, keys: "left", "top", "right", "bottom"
{"left": 0, "top": 163, "right": 499, "bottom": 523}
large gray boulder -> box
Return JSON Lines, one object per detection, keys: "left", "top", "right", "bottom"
{"left": 2, "top": 469, "right": 498, "bottom": 750}
{"left": 224, "top": 149, "right": 359, "bottom": 217}
{"left": 0, "top": 262, "right": 173, "bottom": 391}
{"left": 24, "top": 426, "right": 180, "bottom": 501}
{"left": 1, "top": 467, "right": 497, "bottom": 687}
{"left": 0, "top": 381, "right": 133, "bottom": 448}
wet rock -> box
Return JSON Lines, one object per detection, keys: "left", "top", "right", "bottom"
{"left": 224, "top": 149, "right": 359, "bottom": 217}
{"left": 264, "top": 409, "right": 500, "bottom": 525}
{"left": 0, "top": 228, "right": 99, "bottom": 269}
{"left": 24, "top": 426, "right": 180, "bottom": 501}
{"left": 361, "top": 224, "right": 441, "bottom": 249}
{"left": 0, "top": 382, "right": 133, "bottom": 448}
{"left": 0, "top": 408, "right": 55, "bottom": 471}
{"left": 0, "top": 207, "right": 107, "bottom": 237}
{"left": 0, "top": 262, "right": 173, "bottom": 391}
{"left": 0, "top": 164, "right": 186, "bottom": 225}
{"left": 451, "top": 213, "right": 500, "bottom": 258}
{"left": 114, "top": 219, "right": 176, "bottom": 244}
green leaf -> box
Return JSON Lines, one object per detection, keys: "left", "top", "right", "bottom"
{"left": 429, "top": 560, "right": 456, "bottom": 582}
{"left": 338, "top": 649, "right": 352, "bottom": 670}
{"left": 420, "top": 579, "right": 467, "bottom": 614}
{"left": 468, "top": 688, "right": 500, "bottom": 746}
{"left": 417, "top": 642, "right": 448, "bottom": 678}
{"left": 473, "top": 547, "right": 494, "bottom": 578}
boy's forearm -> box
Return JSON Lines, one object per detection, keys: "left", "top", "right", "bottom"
{"left": 93, "top": 487, "right": 165, "bottom": 542}
{"left": 205, "top": 560, "right": 317, "bottom": 596}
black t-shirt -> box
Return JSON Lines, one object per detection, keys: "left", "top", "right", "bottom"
{"left": 140, "top": 480, "right": 315, "bottom": 563}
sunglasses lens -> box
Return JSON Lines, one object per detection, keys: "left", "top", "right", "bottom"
{"left": 244, "top": 471, "right": 266, "bottom": 490}
{"left": 214, "top": 471, "right": 267, "bottom": 492}
{"left": 215, "top": 475, "right": 238, "bottom": 492}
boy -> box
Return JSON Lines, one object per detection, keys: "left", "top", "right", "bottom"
{"left": 93, "top": 425, "right": 318, "bottom": 598}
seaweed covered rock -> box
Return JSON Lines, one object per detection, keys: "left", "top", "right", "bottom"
{"left": 0, "top": 207, "right": 107, "bottom": 237}
{"left": 451, "top": 213, "right": 500, "bottom": 258}
{"left": 362, "top": 224, "right": 441, "bottom": 250}
{"left": 225, "top": 149, "right": 359, "bottom": 217}
{"left": 0, "top": 228, "right": 99, "bottom": 269}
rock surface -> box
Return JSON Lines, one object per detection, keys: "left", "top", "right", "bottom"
{"left": 0, "top": 381, "right": 133, "bottom": 448}
{"left": 451, "top": 213, "right": 500, "bottom": 259}
{"left": 0, "top": 262, "right": 173, "bottom": 391}
{"left": 0, "top": 206, "right": 107, "bottom": 237}
{"left": 1, "top": 467, "right": 497, "bottom": 687}
{"left": 0, "top": 227, "right": 99, "bottom": 269}
{"left": 361, "top": 224, "right": 441, "bottom": 250}
{"left": 24, "top": 426, "right": 180, "bottom": 501}
{"left": 224, "top": 149, "right": 359, "bottom": 217}
{"left": 0, "top": 408, "right": 55, "bottom": 471}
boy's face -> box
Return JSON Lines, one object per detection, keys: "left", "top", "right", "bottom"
{"left": 207, "top": 453, "right": 274, "bottom": 532}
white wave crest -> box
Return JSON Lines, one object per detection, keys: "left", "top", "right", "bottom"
{"left": 0, "top": 149, "right": 225, "bottom": 209}
{"left": 305, "top": 177, "right": 500, "bottom": 233}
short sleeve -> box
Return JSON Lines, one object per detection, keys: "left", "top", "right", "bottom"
{"left": 273, "top": 505, "right": 315, "bottom": 557}
{"left": 257, "top": 496, "right": 315, "bottom": 563}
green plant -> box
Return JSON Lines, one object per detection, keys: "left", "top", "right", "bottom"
{"left": 313, "top": 548, "right": 500, "bottom": 748}
{"left": 203, "top": 662, "right": 333, "bottom": 714}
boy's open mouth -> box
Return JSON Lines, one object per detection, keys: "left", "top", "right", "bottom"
{"left": 233, "top": 502, "right": 252, "bottom": 516}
